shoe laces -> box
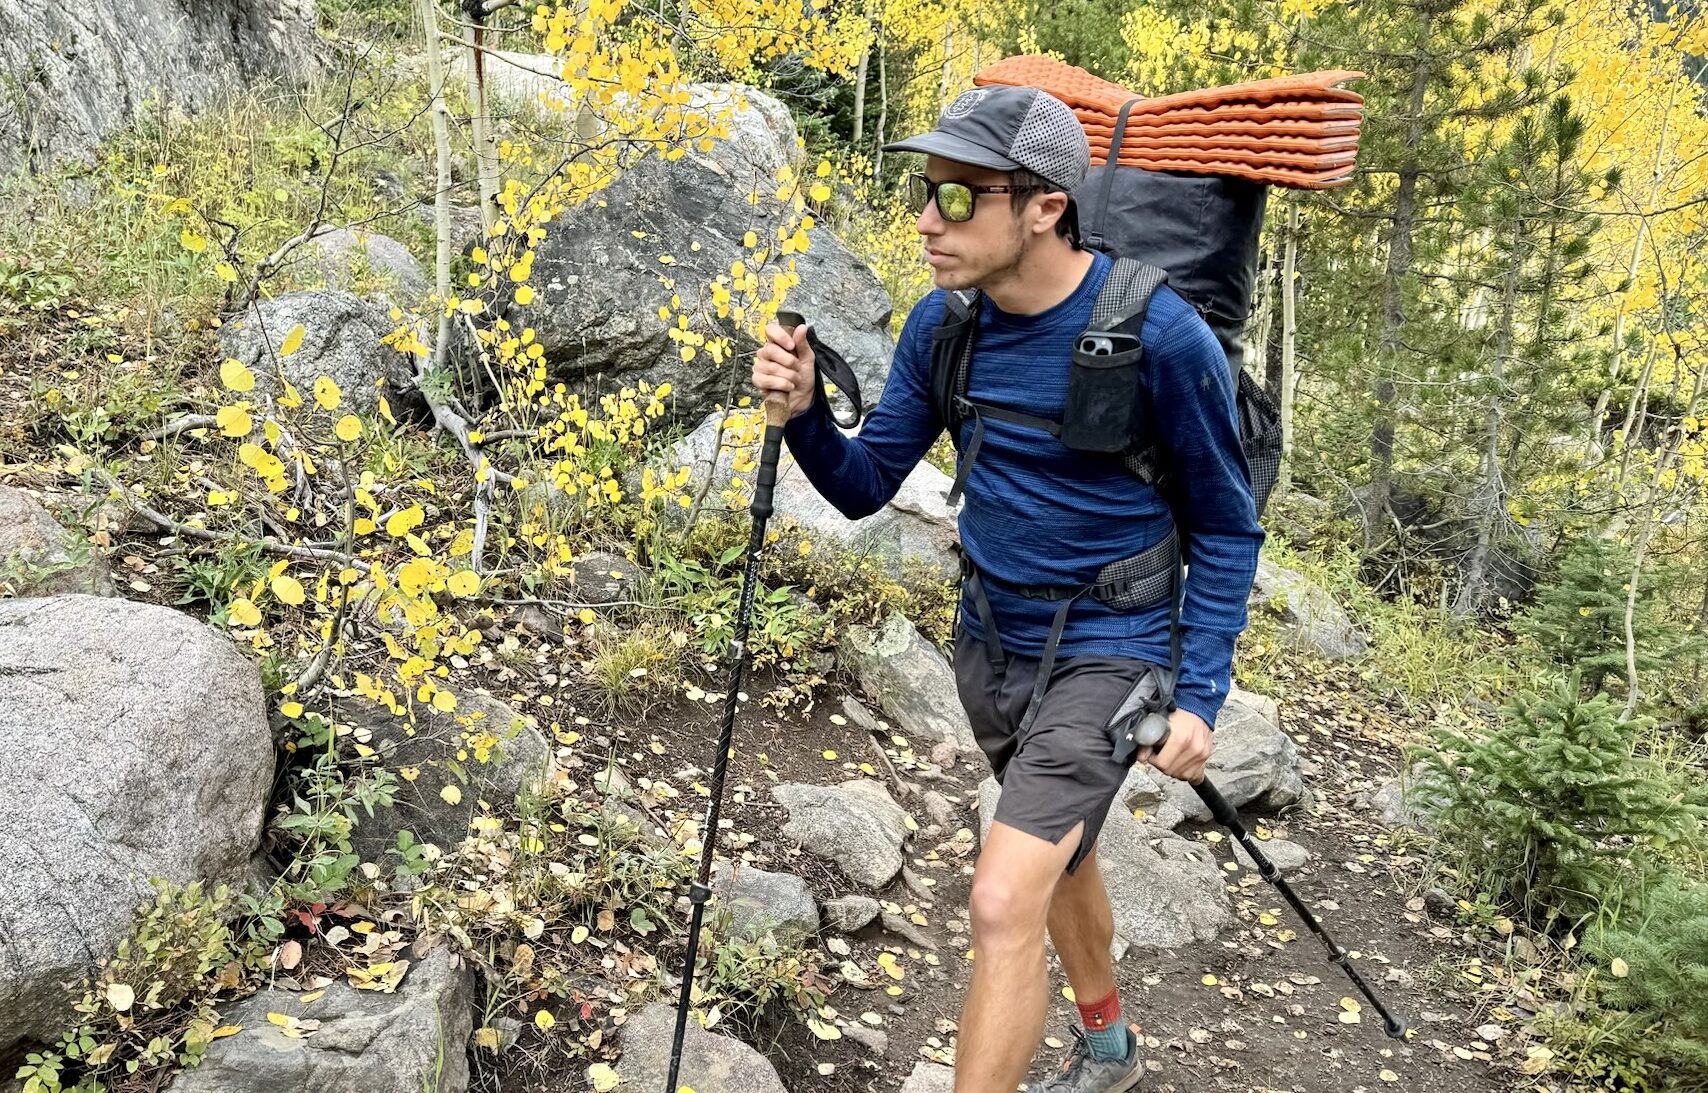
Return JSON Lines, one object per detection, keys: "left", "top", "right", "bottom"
{"left": 1059, "top": 1026, "right": 1093, "bottom": 1077}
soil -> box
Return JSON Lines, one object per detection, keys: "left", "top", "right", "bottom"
{"left": 494, "top": 657, "right": 1532, "bottom": 1093}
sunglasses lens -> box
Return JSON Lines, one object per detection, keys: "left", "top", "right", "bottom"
{"left": 936, "top": 182, "right": 974, "bottom": 222}
{"left": 905, "top": 174, "right": 929, "bottom": 215}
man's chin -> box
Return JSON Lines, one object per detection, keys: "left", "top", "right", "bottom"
{"left": 931, "top": 266, "right": 976, "bottom": 292}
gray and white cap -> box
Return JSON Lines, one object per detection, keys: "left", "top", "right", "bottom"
{"left": 883, "top": 85, "right": 1089, "bottom": 194}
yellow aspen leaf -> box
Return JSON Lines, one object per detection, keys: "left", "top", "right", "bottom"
{"left": 106, "top": 983, "right": 135, "bottom": 1012}
{"left": 440, "top": 784, "right": 462, "bottom": 805}
{"left": 810, "top": 183, "right": 832, "bottom": 202}
{"left": 1610, "top": 958, "right": 1629, "bottom": 978}
{"left": 515, "top": 285, "right": 536, "bottom": 305}
{"left": 587, "top": 1063, "right": 620, "bottom": 1092}
{"left": 377, "top": 395, "right": 395, "bottom": 424}
{"left": 216, "top": 404, "right": 253, "bottom": 437}
{"left": 228, "top": 598, "right": 262, "bottom": 627}
{"left": 210, "top": 1025, "right": 242, "bottom": 1039}
{"left": 179, "top": 228, "right": 208, "bottom": 253}
{"left": 280, "top": 701, "right": 304, "bottom": 718}
{"left": 432, "top": 689, "right": 458, "bottom": 713}
{"left": 534, "top": 1008, "right": 555, "bottom": 1029}
{"left": 279, "top": 325, "right": 306, "bottom": 357}
{"left": 220, "top": 358, "right": 256, "bottom": 392}
{"left": 280, "top": 380, "right": 303, "bottom": 409}
{"left": 447, "top": 570, "right": 481, "bottom": 596}
{"left": 214, "top": 261, "right": 237, "bottom": 283}
{"left": 334, "top": 415, "right": 362, "bottom": 442}
{"left": 313, "top": 376, "right": 342, "bottom": 411}
{"left": 271, "top": 575, "right": 306, "bottom": 606}
{"left": 385, "top": 506, "right": 424, "bottom": 537}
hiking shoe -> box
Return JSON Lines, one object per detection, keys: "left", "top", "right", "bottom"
{"left": 1038, "top": 1025, "right": 1144, "bottom": 1092}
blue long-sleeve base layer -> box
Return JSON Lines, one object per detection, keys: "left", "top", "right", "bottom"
{"left": 783, "top": 251, "right": 1264, "bottom": 726}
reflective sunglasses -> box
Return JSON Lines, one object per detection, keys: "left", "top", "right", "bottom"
{"left": 905, "top": 172, "right": 1038, "bottom": 223}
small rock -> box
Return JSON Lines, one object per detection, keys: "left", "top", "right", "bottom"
{"left": 901, "top": 1061, "right": 957, "bottom": 1093}
{"left": 0, "top": 486, "right": 113, "bottom": 597}
{"left": 218, "top": 290, "right": 412, "bottom": 415}
{"left": 338, "top": 691, "right": 551, "bottom": 862}
{"left": 929, "top": 739, "right": 960, "bottom": 770}
{"left": 1231, "top": 837, "right": 1312, "bottom": 875}
{"left": 710, "top": 862, "right": 818, "bottom": 946}
{"left": 837, "top": 612, "right": 980, "bottom": 753}
{"left": 880, "top": 911, "right": 937, "bottom": 950}
{"left": 302, "top": 226, "right": 427, "bottom": 303}
{"left": 772, "top": 779, "right": 910, "bottom": 888}
{"left": 822, "top": 895, "right": 882, "bottom": 933}
{"left": 842, "top": 1024, "right": 888, "bottom": 1055}
{"left": 167, "top": 946, "right": 474, "bottom": 1093}
{"left": 921, "top": 790, "right": 957, "bottom": 828}
{"left": 614, "top": 1002, "right": 788, "bottom": 1093}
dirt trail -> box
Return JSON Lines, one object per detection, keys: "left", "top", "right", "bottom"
{"left": 501, "top": 662, "right": 1525, "bottom": 1093}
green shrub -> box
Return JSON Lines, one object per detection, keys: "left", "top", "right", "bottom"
{"left": 1580, "top": 870, "right": 1708, "bottom": 1081}
{"left": 15, "top": 881, "right": 248, "bottom": 1093}
{"left": 1409, "top": 672, "right": 1708, "bottom": 930}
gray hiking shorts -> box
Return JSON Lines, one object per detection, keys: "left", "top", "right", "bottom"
{"left": 953, "top": 631, "right": 1158, "bottom": 875}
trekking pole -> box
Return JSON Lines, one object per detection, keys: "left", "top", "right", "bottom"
{"left": 1135, "top": 714, "right": 1410, "bottom": 1041}
{"left": 663, "top": 314, "right": 804, "bottom": 1093}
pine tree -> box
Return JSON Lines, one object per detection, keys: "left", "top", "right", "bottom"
{"left": 1515, "top": 532, "right": 1690, "bottom": 696}
{"left": 1583, "top": 871, "right": 1708, "bottom": 1080}
{"left": 1411, "top": 672, "right": 1708, "bottom": 929}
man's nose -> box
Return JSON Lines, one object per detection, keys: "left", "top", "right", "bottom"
{"left": 915, "top": 193, "right": 944, "bottom": 236}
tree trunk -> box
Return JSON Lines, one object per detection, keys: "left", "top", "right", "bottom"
{"left": 1369, "top": 7, "right": 1433, "bottom": 529}
{"left": 874, "top": 33, "right": 889, "bottom": 177}
{"left": 461, "top": 14, "right": 501, "bottom": 235}
{"left": 420, "top": 0, "right": 455, "bottom": 369}
{"left": 1278, "top": 200, "right": 1299, "bottom": 501}
{"left": 852, "top": 45, "right": 869, "bottom": 146}
{"left": 1586, "top": 83, "right": 1675, "bottom": 457}
{"left": 1452, "top": 214, "right": 1521, "bottom": 621}
{"left": 1623, "top": 345, "right": 1706, "bottom": 717}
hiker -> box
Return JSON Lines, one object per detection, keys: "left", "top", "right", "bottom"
{"left": 751, "top": 86, "right": 1263, "bottom": 1093}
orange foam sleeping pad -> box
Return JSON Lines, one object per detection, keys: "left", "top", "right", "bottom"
{"left": 974, "top": 54, "right": 1366, "bottom": 189}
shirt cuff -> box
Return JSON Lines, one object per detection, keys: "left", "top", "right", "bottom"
{"left": 1173, "top": 685, "right": 1228, "bottom": 729}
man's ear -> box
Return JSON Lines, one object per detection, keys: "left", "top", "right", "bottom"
{"left": 1030, "top": 190, "right": 1071, "bottom": 237}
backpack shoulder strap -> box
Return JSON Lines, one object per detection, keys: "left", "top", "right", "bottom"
{"left": 930, "top": 289, "right": 982, "bottom": 444}
{"left": 1089, "top": 257, "right": 1168, "bottom": 337}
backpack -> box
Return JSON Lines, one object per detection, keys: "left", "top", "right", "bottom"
{"left": 929, "top": 166, "right": 1282, "bottom": 515}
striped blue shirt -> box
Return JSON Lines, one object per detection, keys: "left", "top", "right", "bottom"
{"left": 783, "top": 250, "right": 1263, "bottom": 725}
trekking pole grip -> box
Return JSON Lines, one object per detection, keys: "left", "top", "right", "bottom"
{"left": 751, "top": 311, "right": 803, "bottom": 521}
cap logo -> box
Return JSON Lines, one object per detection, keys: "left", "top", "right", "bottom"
{"left": 944, "top": 88, "right": 991, "bottom": 119}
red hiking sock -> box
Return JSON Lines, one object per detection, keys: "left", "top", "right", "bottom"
{"left": 1076, "top": 987, "right": 1123, "bottom": 1032}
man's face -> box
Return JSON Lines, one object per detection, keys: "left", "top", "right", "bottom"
{"left": 914, "top": 157, "right": 1030, "bottom": 293}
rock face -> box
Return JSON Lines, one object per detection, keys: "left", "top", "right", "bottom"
{"left": 525, "top": 86, "right": 894, "bottom": 425}
{"left": 710, "top": 862, "right": 818, "bottom": 946}
{"left": 166, "top": 945, "right": 474, "bottom": 1093}
{"left": 338, "top": 692, "right": 551, "bottom": 862}
{"left": 664, "top": 411, "right": 960, "bottom": 581}
{"left": 772, "top": 780, "right": 911, "bottom": 888}
{"left": 1248, "top": 559, "right": 1369, "bottom": 660}
{"left": 0, "top": 0, "right": 318, "bottom": 171}
{"left": 838, "top": 613, "right": 979, "bottom": 755}
{"left": 300, "top": 228, "right": 428, "bottom": 304}
{"left": 978, "top": 777, "right": 1230, "bottom": 955}
{"left": 614, "top": 1002, "right": 789, "bottom": 1093}
{"left": 0, "top": 596, "right": 274, "bottom": 1052}
{"left": 0, "top": 486, "right": 113, "bottom": 596}
{"left": 218, "top": 290, "right": 413, "bottom": 415}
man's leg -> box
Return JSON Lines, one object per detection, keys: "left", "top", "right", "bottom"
{"left": 954, "top": 818, "right": 1085, "bottom": 1093}
{"left": 1047, "top": 845, "right": 1117, "bottom": 1004}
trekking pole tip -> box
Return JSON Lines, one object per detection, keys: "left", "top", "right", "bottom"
{"left": 1385, "top": 1016, "right": 1409, "bottom": 1041}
